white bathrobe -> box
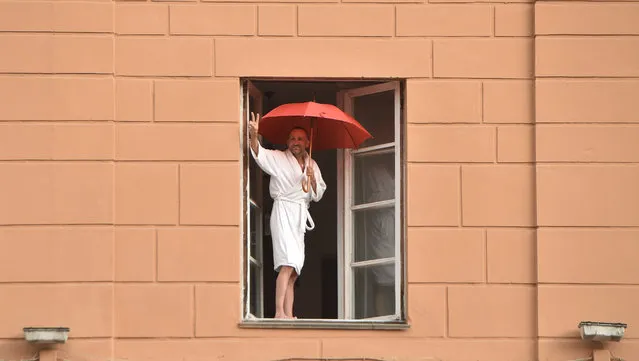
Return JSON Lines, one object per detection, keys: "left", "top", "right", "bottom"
{"left": 251, "top": 143, "right": 327, "bottom": 276}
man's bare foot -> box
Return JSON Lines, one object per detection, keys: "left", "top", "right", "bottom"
{"left": 274, "top": 312, "right": 287, "bottom": 319}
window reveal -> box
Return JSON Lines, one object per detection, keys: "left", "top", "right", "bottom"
{"left": 241, "top": 79, "right": 406, "bottom": 325}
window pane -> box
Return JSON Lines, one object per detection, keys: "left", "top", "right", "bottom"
{"left": 353, "top": 206, "right": 394, "bottom": 262}
{"left": 354, "top": 264, "right": 395, "bottom": 319}
{"left": 354, "top": 152, "right": 394, "bottom": 206}
{"left": 249, "top": 263, "right": 262, "bottom": 317}
{"left": 353, "top": 90, "right": 394, "bottom": 148}
{"left": 249, "top": 203, "right": 260, "bottom": 258}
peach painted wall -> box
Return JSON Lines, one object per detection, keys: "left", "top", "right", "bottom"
{"left": 534, "top": 2, "right": 639, "bottom": 360}
{"left": 0, "top": 0, "right": 638, "bottom": 361}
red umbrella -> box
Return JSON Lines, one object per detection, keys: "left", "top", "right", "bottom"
{"left": 259, "top": 101, "right": 372, "bottom": 192}
{"left": 260, "top": 101, "right": 372, "bottom": 150}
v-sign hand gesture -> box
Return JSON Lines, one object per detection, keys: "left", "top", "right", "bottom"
{"left": 249, "top": 112, "right": 261, "bottom": 156}
{"left": 249, "top": 112, "right": 260, "bottom": 139}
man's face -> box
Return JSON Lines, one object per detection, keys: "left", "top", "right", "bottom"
{"left": 287, "top": 129, "right": 309, "bottom": 157}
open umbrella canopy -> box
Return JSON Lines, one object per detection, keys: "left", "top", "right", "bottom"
{"left": 259, "top": 101, "right": 372, "bottom": 151}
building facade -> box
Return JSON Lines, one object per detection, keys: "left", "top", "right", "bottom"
{"left": 0, "top": 0, "right": 638, "bottom": 360}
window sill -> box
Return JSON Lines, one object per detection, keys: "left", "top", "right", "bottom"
{"left": 239, "top": 318, "right": 410, "bottom": 330}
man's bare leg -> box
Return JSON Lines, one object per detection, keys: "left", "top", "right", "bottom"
{"left": 275, "top": 266, "right": 293, "bottom": 319}
{"left": 284, "top": 271, "right": 298, "bottom": 319}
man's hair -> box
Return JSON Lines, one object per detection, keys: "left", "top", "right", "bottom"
{"left": 289, "top": 126, "right": 309, "bottom": 140}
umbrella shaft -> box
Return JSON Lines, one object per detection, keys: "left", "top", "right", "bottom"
{"left": 302, "top": 122, "right": 314, "bottom": 193}
{"left": 309, "top": 125, "right": 314, "bottom": 159}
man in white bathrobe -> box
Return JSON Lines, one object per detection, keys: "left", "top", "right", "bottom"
{"left": 249, "top": 112, "right": 327, "bottom": 319}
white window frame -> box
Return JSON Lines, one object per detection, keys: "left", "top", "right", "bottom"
{"left": 339, "top": 81, "right": 403, "bottom": 321}
{"left": 243, "top": 80, "right": 265, "bottom": 319}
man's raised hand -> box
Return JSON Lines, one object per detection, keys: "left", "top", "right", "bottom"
{"left": 249, "top": 112, "right": 260, "bottom": 139}
{"left": 249, "top": 112, "right": 261, "bottom": 156}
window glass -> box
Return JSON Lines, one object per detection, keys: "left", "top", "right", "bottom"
{"left": 352, "top": 90, "right": 395, "bottom": 148}
{"left": 354, "top": 264, "right": 395, "bottom": 319}
{"left": 353, "top": 152, "right": 394, "bottom": 206}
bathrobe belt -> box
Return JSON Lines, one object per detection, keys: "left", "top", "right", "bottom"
{"left": 274, "top": 196, "right": 315, "bottom": 233}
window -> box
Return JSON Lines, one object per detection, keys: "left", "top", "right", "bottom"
{"left": 241, "top": 79, "right": 406, "bottom": 328}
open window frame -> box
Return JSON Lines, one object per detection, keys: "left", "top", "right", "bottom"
{"left": 239, "top": 78, "right": 409, "bottom": 330}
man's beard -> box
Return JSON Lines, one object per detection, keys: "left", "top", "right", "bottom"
{"left": 290, "top": 146, "right": 305, "bottom": 157}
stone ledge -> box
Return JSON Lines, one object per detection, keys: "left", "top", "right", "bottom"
{"left": 239, "top": 319, "right": 410, "bottom": 330}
